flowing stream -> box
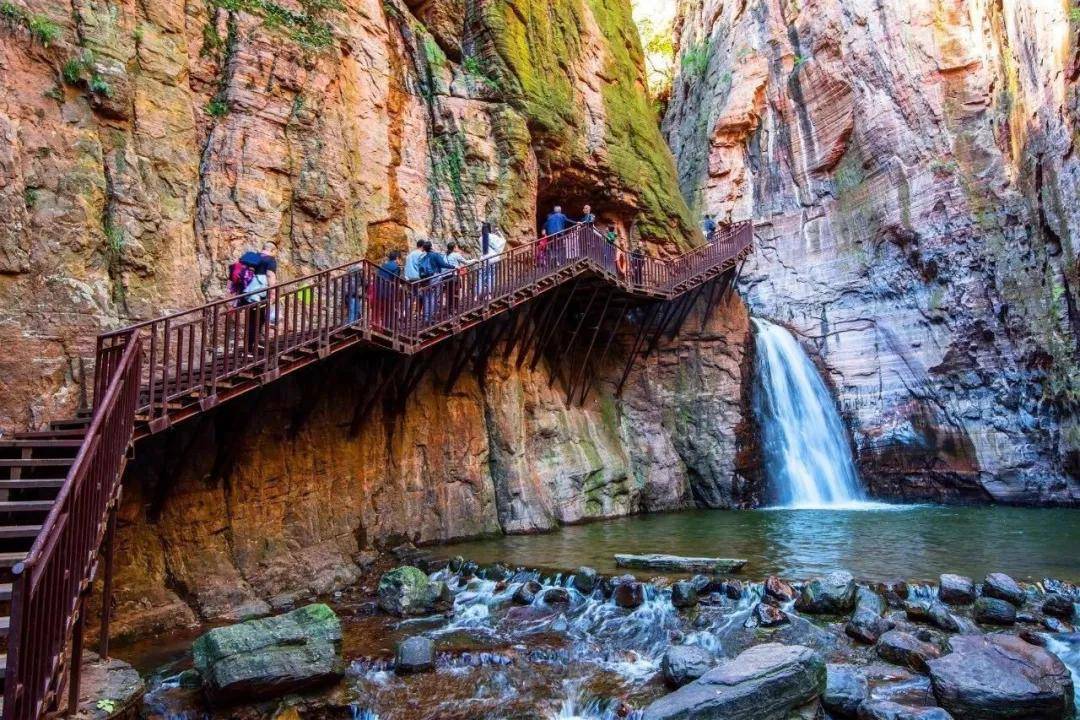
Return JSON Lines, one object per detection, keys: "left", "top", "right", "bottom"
{"left": 752, "top": 318, "right": 865, "bottom": 508}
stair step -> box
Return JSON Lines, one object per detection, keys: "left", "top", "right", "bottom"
{"left": 0, "top": 553, "right": 25, "bottom": 568}
{"left": 0, "top": 583, "right": 11, "bottom": 602}
{"left": 0, "top": 459, "right": 73, "bottom": 468}
{"left": 0, "top": 479, "right": 65, "bottom": 490}
{"left": 0, "top": 439, "right": 83, "bottom": 449}
{"left": 12, "top": 429, "right": 86, "bottom": 439}
{"left": 0, "top": 525, "right": 41, "bottom": 539}
{"left": 50, "top": 420, "right": 90, "bottom": 430}
{"left": 0, "top": 501, "right": 54, "bottom": 513}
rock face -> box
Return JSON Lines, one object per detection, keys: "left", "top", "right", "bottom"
{"left": 927, "top": 634, "right": 1075, "bottom": 719}
{"left": 0, "top": 0, "right": 757, "bottom": 637}
{"left": 665, "top": 0, "right": 1080, "bottom": 505}
{"left": 192, "top": 604, "right": 343, "bottom": 703}
{"left": 642, "top": 643, "right": 826, "bottom": 720}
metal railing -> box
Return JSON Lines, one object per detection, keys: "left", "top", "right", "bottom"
{"left": 4, "top": 332, "right": 143, "bottom": 720}
{"left": 93, "top": 221, "right": 750, "bottom": 429}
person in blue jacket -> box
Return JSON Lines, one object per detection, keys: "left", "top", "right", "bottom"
{"left": 543, "top": 206, "right": 570, "bottom": 236}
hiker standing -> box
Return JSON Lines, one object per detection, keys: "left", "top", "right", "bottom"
{"left": 230, "top": 241, "right": 278, "bottom": 353}
{"left": 630, "top": 243, "right": 645, "bottom": 286}
{"left": 579, "top": 204, "right": 596, "bottom": 226}
{"left": 418, "top": 241, "right": 455, "bottom": 323}
{"left": 371, "top": 249, "right": 401, "bottom": 330}
{"left": 445, "top": 242, "right": 467, "bottom": 311}
{"left": 702, "top": 213, "right": 717, "bottom": 237}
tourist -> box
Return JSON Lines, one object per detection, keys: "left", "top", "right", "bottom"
{"left": 702, "top": 213, "right": 717, "bottom": 236}
{"left": 237, "top": 241, "right": 278, "bottom": 353}
{"left": 373, "top": 250, "right": 401, "bottom": 330}
{"left": 543, "top": 205, "right": 570, "bottom": 236}
{"left": 631, "top": 243, "right": 645, "bottom": 285}
{"left": 580, "top": 204, "right": 596, "bottom": 225}
{"left": 404, "top": 238, "right": 425, "bottom": 282}
{"left": 444, "top": 242, "right": 467, "bottom": 311}
{"left": 479, "top": 222, "right": 506, "bottom": 298}
{"left": 345, "top": 266, "right": 365, "bottom": 325}
{"left": 536, "top": 229, "right": 550, "bottom": 273}
{"left": 446, "top": 241, "right": 468, "bottom": 268}
{"left": 603, "top": 224, "right": 618, "bottom": 269}
{"left": 419, "top": 241, "right": 456, "bottom": 322}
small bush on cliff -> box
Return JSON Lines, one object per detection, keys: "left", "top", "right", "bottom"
{"left": 88, "top": 74, "right": 111, "bottom": 97}
{"left": 206, "top": 98, "right": 229, "bottom": 117}
{"left": 27, "top": 13, "right": 60, "bottom": 45}
{"left": 680, "top": 41, "right": 710, "bottom": 80}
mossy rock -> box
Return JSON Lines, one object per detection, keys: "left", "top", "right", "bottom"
{"left": 192, "top": 603, "right": 343, "bottom": 704}
{"left": 377, "top": 566, "right": 452, "bottom": 617}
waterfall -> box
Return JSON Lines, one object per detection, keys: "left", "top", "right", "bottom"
{"left": 752, "top": 318, "right": 865, "bottom": 508}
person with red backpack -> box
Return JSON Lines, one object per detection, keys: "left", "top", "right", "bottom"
{"left": 228, "top": 242, "right": 278, "bottom": 353}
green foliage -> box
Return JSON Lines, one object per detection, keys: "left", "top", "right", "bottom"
{"left": 463, "top": 55, "right": 500, "bottom": 91}
{"left": 43, "top": 83, "right": 63, "bottom": 100}
{"left": 95, "top": 699, "right": 117, "bottom": 714}
{"left": 28, "top": 13, "right": 60, "bottom": 45}
{"left": 793, "top": 54, "right": 809, "bottom": 68}
{"left": 1, "top": 3, "right": 62, "bottom": 47}
{"left": 680, "top": 41, "right": 710, "bottom": 79}
{"left": 23, "top": 187, "right": 37, "bottom": 209}
{"left": 104, "top": 222, "right": 123, "bottom": 253}
{"left": 209, "top": 0, "right": 338, "bottom": 50}
{"left": 88, "top": 74, "right": 111, "bottom": 96}
{"left": 206, "top": 98, "right": 229, "bottom": 117}
{"left": 1070, "top": 7, "right": 1080, "bottom": 23}
{"left": 422, "top": 34, "right": 446, "bottom": 68}
{"left": 62, "top": 57, "right": 82, "bottom": 83}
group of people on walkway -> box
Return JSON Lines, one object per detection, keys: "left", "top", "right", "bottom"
{"left": 227, "top": 205, "right": 654, "bottom": 348}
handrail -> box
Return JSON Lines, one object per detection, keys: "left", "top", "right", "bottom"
{"left": 4, "top": 332, "right": 143, "bottom": 720}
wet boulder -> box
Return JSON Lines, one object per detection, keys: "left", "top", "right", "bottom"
{"left": 857, "top": 701, "right": 954, "bottom": 719}
{"left": 724, "top": 580, "right": 745, "bottom": 600}
{"left": 612, "top": 576, "right": 645, "bottom": 609}
{"left": 823, "top": 663, "right": 868, "bottom": 718}
{"left": 572, "top": 566, "right": 598, "bottom": 594}
{"left": 661, "top": 645, "right": 714, "bottom": 688}
{"left": 642, "top": 643, "right": 826, "bottom": 720}
{"left": 394, "top": 636, "right": 435, "bottom": 674}
{"left": 542, "top": 588, "right": 570, "bottom": 605}
{"left": 927, "top": 634, "right": 1075, "bottom": 719}
{"left": 377, "top": 566, "right": 451, "bottom": 617}
{"left": 796, "top": 571, "right": 857, "bottom": 614}
{"left": 982, "top": 573, "right": 1024, "bottom": 607}
{"left": 908, "top": 601, "right": 960, "bottom": 633}
{"left": 973, "top": 597, "right": 1016, "bottom": 626}
{"left": 938, "top": 575, "right": 976, "bottom": 606}
{"left": 671, "top": 581, "right": 698, "bottom": 608}
{"left": 876, "top": 630, "right": 941, "bottom": 672}
{"left": 513, "top": 580, "right": 542, "bottom": 605}
{"left": 1042, "top": 593, "right": 1075, "bottom": 620}
{"left": 846, "top": 587, "right": 890, "bottom": 644}
{"left": 754, "top": 602, "right": 789, "bottom": 627}
{"left": 877, "top": 580, "right": 911, "bottom": 608}
{"left": 192, "top": 603, "right": 343, "bottom": 703}
{"left": 765, "top": 576, "right": 797, "bottom": 603}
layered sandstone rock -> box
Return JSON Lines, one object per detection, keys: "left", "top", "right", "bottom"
{"left": 664, "top": 0, "right": 1080, "bottom": 504}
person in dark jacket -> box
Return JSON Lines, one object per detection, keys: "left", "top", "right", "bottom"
{"left": 543, "top": 206, "right": 570, "bottom": 236}
{"left": 420, "top": 241, "right": 456, "bottom": 322}
{"left": 372, "top": 250, "right": 401, "bottom": 329}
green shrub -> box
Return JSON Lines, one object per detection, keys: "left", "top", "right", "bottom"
{"left": 88, "top": 74, "right": 111, "bottom": 96}
{"left": 62, "top": 57, "right": 83, "bottom": 83}
{"left": 27, "top": 14, "right": 60, "bottom": 45}
{"left": 206, "top": 98, "right": 229, "bottom": 117}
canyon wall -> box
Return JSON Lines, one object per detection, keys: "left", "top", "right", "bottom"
{"left": 664, "top": 0, "right": 1080, "bottom": 505}
{"left": 0, "top": 0, "right": 698, "bottom": 433}
{"left": 0, "top": 0, "right": 753, "bottom": 632}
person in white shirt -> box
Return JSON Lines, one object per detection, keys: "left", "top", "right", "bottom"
{"left": 403, "top": 239, "right": 425, "bottom": 281}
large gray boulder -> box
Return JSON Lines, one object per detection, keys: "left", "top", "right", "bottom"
{"left": 642, "top": 643, "right": 826, "bottom": 720}
{"left": 823, "top": 664, "right": 868, "bottom": 718}
{"left": 927, "top": 634, "right": 1074, "bottom": 719}
{"left": 876, "top": 630, "right": 942, "bottom": 672}
{"left": 1042, "top": 593, "right": 1075, "bottom": 620}
{"left": 192, "top": 603, "right": 343, "bottom": 703}
{"left": 982, "top": 573, "right": 1024, "bottom": 606}
{"left": 846, "top": 587, "right": 891, "bottom": 644}
{"left": 796, "top": 571, "right": 857, "bottom": 614}
{"left": 394, "top": 636, "right": 435, "bottom": 674}
{"left": 377, "top": 566, "right": 451, "bottom": 617}
{"left": 938, "top": 575, "right": 976, "bottom": 605}
{"left": 661, "top": 645, "right": 714, "bottom": 688}
{"left": 973, "top": 597, "right": 1016, "bottom": 626}
{"left": 858, "top": 701, "right": 954, "bottom": 719}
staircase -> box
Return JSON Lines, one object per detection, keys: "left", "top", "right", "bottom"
{"left": 0, "top": 222, "right": 752, "bottom": 720}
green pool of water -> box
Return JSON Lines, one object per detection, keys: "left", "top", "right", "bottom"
{"left": 435, "top": 505, "right": 1080, "bottom": 583}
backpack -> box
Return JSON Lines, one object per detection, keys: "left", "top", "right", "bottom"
{"left": 244, "top": 273, "right": 269, "bottom": 303}
{"left": 228, "top": 251, "right": 263, "bottom": 295}
{"left": 418, "top": 253, "right": 436, "bottom": 279}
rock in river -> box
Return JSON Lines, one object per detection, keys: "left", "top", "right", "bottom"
{"left": 661, "top": 645, "right": 714, "bottom": 688}
{"left": 765, "top": 575, "right": 797, "bottom": 602}
{"left": 796, "top": 571, "right": 857, "bottom": 614}
{"left": 612, "top": 576, "right": 645, "bottom": 609}
{"left": 938, "top": 574, "right": 976, "bottom": 605}
{"left": 192, "top": 603, "right": 343, "bottom": 703}
{"left": 614, "top": 553, "right": 747, "bottom": 573}
{"left": 973, "top": 597, "right": 1016, "bottom": 626}
{"left": 823, "top": 663, "right": 868, "bottom": 718}
{"left": 1042, "top": 593, "right": 1075, "bottom": 620}
{"left": 858, "top": 700, "right": 954, "bottom": 719}
{"left": 395, "top": 636, "right": 435, "bottom": 674}
{"left": 928, "top": 634, "right": 1074, "bottom": 719}
{"left": 846, "top": 587, "right": 891, "bottom": 644}
{"left": 982, "top": 573, "right": 1025, "bottom": 606}
{"left": 642, "top": 643, "right": 825, "bottom": 720}
{"left": 377, "top": 566, "right": 451, "bottom": 617}
{"left": 513, "top": 580, "right": 542, "bottom": 605}
{"left": 671, "top": 581, "right": 698, "bottom": 608}
{"left": 876, "top": 630, "right": 941, "bottom": 672}
{"left": 572, "top": 566, "right": 598, "bottom": 594}
{"left": 754, "top": 602, "right": 789, "bottom": 627}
